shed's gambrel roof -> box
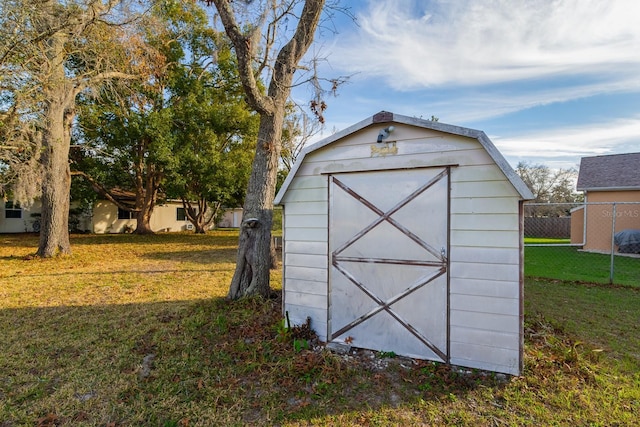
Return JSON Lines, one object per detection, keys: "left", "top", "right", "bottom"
{"left": 576, "top": 152, "right": 640, "bottom": 191}
{"left": 275, "top": 111, "right": 534, "bottom": 204}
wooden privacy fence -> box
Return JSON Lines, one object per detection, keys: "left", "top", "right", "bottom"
{"left": 524, "top": 217, "right": 570, "bottom": 238}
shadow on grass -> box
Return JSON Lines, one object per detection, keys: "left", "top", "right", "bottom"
{"left": 142, "top": 248, "right": 239, "bottom": 264}
{"left": 0, "top": 293, "right": 508, "bottom": 426}
{"left": 0, "top": 233, "right": 41, "bottom": 251}
{"left": 1, "top": 267, "right": 235, "bottom": 279}
{"left": 70, "top": 231, "right": 241, "bottom": 248}
{"left": 0, "top": 231, "right": 241, "bottom": 251}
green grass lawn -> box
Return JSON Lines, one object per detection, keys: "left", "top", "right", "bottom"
{"left": 524, "top": 278, "right": 640, "bottom": 373}
{"left": 525, "top": 245, "right": 640, "bottom": 287}
{"left": 1, "top": 232, "right": 639, "bottom": 426}
{"left": 525, "top": 237, "right": 571, "bottom": 244}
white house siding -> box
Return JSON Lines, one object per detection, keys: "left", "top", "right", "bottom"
{"left": 1, "top": 200, "right": 91, "bottom": 233}
{"left": 92, "top": 200, "right": 134, "bottom": 233}
{"left": 449, "top": 164, "right": 522, "bottom": 374}
{"left": 277, "top": 118, "right": 530, "bottom": 375}
{"left": 1, "top": 199, "right": 223, "bottom": 234}
{"left": 218, "top": 208, "right": 243, "bottom": 228}
{"left": 149, "top": 202, "right": 191, "bottom": 232}
{"left": 0, "top": 200, "right": 42, "bottom": 233}
{"left": 92, "top": 201, "right": 191, "bottom": 233}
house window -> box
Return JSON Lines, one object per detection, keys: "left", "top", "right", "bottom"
{"left": 5, "top": 201, "right": 22, "bottom": 219}
{"left": 176, "top": 207, "right": 186, "bottom": 221}
{"left": 117, "top": 208, "right": 133, "bottom": 219}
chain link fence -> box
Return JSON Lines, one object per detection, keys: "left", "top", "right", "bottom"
{"left": 524, "top": 202, "right": 640, "bottom": 286}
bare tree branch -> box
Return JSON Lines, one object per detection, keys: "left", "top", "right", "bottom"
{"left": 71, "top": 170, "right": 139, "bottom": 212}
{"left": 210, "top": 0, "right": 274, "bottom": 114}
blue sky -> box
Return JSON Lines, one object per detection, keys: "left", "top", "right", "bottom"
{"left": 292, "top": 0, "right": 640, "bottom": 170}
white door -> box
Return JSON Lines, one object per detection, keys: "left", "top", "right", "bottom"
{"left": 329, "top": 167, "right": 449, "bottom": 362}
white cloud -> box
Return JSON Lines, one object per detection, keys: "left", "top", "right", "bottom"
{"left": 331, "top": 0, "right": 640, "bottom": 90}
{"left": 437, "top": 77, "right": 640, "bottom": 123}
{"left": 492, "top": 116, "right": 640, "bottom": 168}
{"left": 307, "top": 1, "right": 640, "bottom": 170}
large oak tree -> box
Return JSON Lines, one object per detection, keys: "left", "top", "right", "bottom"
{"left": 0, "top": 0, "right": 138, "bottom": 256}
{"left": 77, "top": 1, "right": 257, "bottom": 235}
{"left": 205, "top": 0, "right": 326, "bottom": 299}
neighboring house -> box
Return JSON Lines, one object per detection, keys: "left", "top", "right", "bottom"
{"left": 90, "top": 188, "right": 200, "bottom": 233}
{"left": 0, "top": 200, "right": 44, "bottom": 233}
{"left": 571, "top": 152, "right": 640, "bottom": 252}
{"left": 92, "top": 200, "right": 242, "bottom": 233}
{"left": 275, "top": 111, "right": 533, "bottom": 375}
{"left": 1, "top": 198, "right": 242, "bottom": 234}
{"left": 217, "top": 208, "right": 243, "bottom": 228}
{"left": 1, "top": 199, "right": 94, "bottom": 233}
{"left": 92, "top": 199, "right": 194, "bottom": 234}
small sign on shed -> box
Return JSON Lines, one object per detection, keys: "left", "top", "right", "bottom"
{"left": 274, "top": 112, "right": 534, "bottom": 375}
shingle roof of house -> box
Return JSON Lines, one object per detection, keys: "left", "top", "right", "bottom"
{"left": 577, "top": 152, "right": 640, "bottom": 191}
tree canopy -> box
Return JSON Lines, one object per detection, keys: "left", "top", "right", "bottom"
{"left": 516, "top": 161, "right": 580, "bottom": 204}
{"left": 75, "top": 0, "right": 258, "bottom": 234}
{"left": 516, "top": 161, "right": 582, "bottom": 217}
{"left": 1, "top": 0, "right": 321, "bottom": 258}
{"left": 162, "top": 45, "right": 259, "bottom": 233}
{"left": 1, "top": 0, "right": 141, "bottom": 255}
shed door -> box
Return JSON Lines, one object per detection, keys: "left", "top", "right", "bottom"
{"left": 329, "top": 167, "right": 449, "bottom": 362}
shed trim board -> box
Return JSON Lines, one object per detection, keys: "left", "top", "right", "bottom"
{"left": 319, "top": 163, "right": 460, "bottom": 175}
{"left": 276, "top": 111, "right": 533, "bottom": 376}
{"left": 518, "top": 200, "right": 525, "bottom": 374}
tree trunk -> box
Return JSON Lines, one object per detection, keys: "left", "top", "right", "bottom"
{"left": 228, "top": 110, "right": 283, "bottom": 299}
{"left": 37, "top": 101, "right": 73, "bottom": 257}
{"left": 214, "top": 0, "right": 325, "bottom": 299}
{"left": 133, "top": 188, "right": 156, "bottom": 234}
{"left": 193, "top": 198, "right": 210, "bottom": 234}
{"left": 134, "top": 205, "right": 154, "bottom": 234}
{"left": 193, "top": 206, "right": 208, "bottom": 233}
{"left": 37, "top": 32, "right": 72, "bottom": 257}
{"left": 133, "top": 158, "right": 158, "bottom": 234}
{"left": 183, "top": 198, "right": 215, "bottom": 234}
{"left": 193, "top": 205, "right": 208, "bottom": 234}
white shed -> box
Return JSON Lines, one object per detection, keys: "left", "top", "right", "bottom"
{"left": 274, "top": 111, "right": 534, "bottom": 375}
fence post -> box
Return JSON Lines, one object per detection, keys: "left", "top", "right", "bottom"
{"left": 609, "top": 203, "right": 616, "bottom": 284}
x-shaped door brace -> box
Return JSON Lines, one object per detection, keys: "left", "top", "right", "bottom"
{"left": 330, "top": 168, "right": 449, "bottom": 361}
